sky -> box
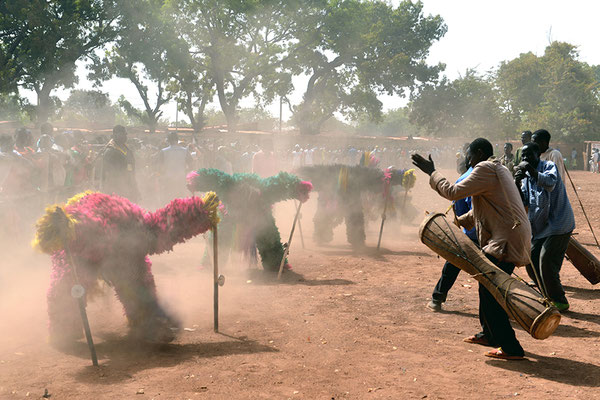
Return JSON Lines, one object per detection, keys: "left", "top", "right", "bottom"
{"left": 39, "top": 0, "right": 600, "bottom": 126}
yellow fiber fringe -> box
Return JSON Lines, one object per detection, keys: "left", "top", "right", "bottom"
{"left": 32, "top": 205, "right": 77, "bottom": 254}
{"left": 402, "top": 169, "right": 416, "bottom": 191}
{"left": 66, "top": 190, "right": 95, "bottom": 207}
{"left": 202, "top": 191, "right": 221, "bottom": 228}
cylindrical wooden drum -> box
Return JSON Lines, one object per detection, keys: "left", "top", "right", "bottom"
{"left": 565, "top": 237, "right": 600, "bottom": 285}
{"left": 419, "top": 213, "right": 561, "bottom": 340}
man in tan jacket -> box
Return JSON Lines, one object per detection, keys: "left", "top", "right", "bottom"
{"left": 412, "top": 138, "right": 532, "bottom": 360}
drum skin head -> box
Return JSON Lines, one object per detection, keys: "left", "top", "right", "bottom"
{"left": 530, "top": 307, "right": 561, "bottom": 340}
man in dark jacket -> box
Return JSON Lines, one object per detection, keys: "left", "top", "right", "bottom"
{"left": 102, "top": 125, "right": 140, "bottom": 201}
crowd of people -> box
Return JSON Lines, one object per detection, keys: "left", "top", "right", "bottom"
{"left": 0, "top": 124, "right": 461, "bottom": 237}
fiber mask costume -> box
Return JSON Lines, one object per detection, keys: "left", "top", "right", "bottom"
{"left": 186, "top": 169, "right": 313, "bottom": 272}
{"left": 298, "top": 165, "right": 415, "bottom": 246}
{"left": 33, "top": 191, "right": 220, "bottom": 345}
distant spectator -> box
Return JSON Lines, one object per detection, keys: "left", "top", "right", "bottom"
{"left": 592, "top": 149, "right": 599, "bottom": 173}
{"left": 571, "top": 147, "right": 577, "bottom": 169}
{"left": 252, "top": 141, "right": 277, "bottom": 177}
{"left": 500, "top": 143, "right": 514, "bottom": 175}
{"left": 158, "top": 131, "right": 192, "bottom": 200}
{"left": 14, "top": 128, "right": 35, "bottom": 159}
{"left": 514, "top": 130, "right": 532, "bottom": 165}
{"left": 102, "top": 125, "right": 140, "bottom": 201}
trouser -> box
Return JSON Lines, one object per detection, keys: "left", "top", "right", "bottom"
{"left": 431, "top": 237, "right": 477, "bottom": 302}
{"left": 432, "top": 262, "right": 461, "bottom": 302}
{"left": 527, "top": 232, "right": 571, "bottom": 304}
{"left": 479, "top": 254, "right": 524, "bottom": 356}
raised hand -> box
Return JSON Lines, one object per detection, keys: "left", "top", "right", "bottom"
{"left": 411, "top": 153, "right": 435, "bottom": 176}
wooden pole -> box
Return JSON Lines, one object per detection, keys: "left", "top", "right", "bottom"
{"left": 278, "top": 202, "right": 303, "bottom": 279}
{"left": 279, "top": 96, "right": 283, "bottom": 133}
{"left": 213, "top": 224, "right": 219, "bottom": 332}
{"left": 66, "top": 249, "right": 98, "bottom": 366}
{"left": 77, "top": 295, "right": 98, "bottom": 366}
{"left": 376, "top": 195, "right": 389, "bottom": 251}
{"left": 295, "top": 200, "right": 305, "bottom": 249}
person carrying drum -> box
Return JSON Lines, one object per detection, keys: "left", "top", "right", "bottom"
{"left": 515, "top": 142, "right": 575, "bottom": 312}
{"left": 412, "top": 138, "right": 531, "bottom": 361}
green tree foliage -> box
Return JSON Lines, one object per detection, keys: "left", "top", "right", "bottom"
{"left": 204, "top": 106, "right": 276, "bottom": 131}
{"left": 164, "top": 44, "right": 213, "bottom": 133}
{"left": 496, "top": 41, "right": 600, "bottom": 143}
{"left": 291, "top": 0, "right": 446, "bottom": 134}
{"left": 171, "top": 0, "right": 319, "bottom": 133}
{"left": 0, "top": 93, "right": 25, "bottom": 121}
{"left": 409, "top": 70, "right": 511, "bottom": 139}
{"left": 162, "top": 0, "right": 214, "bottom": 134}
{"left": 89, "top": 0, "right": 176, "bottom": 133}
{"left": 355, "top": 107, "right": 421, "bottom": 137}
{"left": 0, "top": 0, "right": 120, "bottom": 124}
{"left": 61, "top": 89, "right": 121, "bottom": 128}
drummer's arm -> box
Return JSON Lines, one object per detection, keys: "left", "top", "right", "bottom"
{"left": 429, "top": 167, "right": 488, "bottom": 201}
{"left": 456, "top": 210, "right": 475, "bottom": 230}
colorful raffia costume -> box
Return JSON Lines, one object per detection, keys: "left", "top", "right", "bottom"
{"left": 298, "top": 165, "right": 415, "bottom": 247}
{"left": 186, "top": 169, "right": 313, "bottom": 272}
{"left": 33, "top": 191, "right": 220, "bottom": 345}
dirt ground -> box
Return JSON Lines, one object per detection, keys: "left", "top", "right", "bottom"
{"left": 1, "top": 169, "right": 600, "bottom": 399}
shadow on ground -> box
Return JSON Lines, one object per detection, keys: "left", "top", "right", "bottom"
{"left": 318, "top": 245, "right": 433, "bottom": 261}
{"left": 246, "top": 270, "right": 355, "bottom": 286}
{"left": 563, "top": 285, "right": 600, "bottom": 300}
{"left": 487, "top": 352, "right": 600, "bottom": 387}
{"left": 70, "top": 333, "right": 278, "bottom": 384}
{"left": 563, "top": 310, "right": 600, "bottom": 326}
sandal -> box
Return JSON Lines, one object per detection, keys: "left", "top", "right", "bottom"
{"left": 463, "top": 333, "right": 492, "bottom": 347}
{"left": 484, "top": 348, "right": 525, "bottom": 360}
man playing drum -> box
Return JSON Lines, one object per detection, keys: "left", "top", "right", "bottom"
{"left": 412, "top": 138, "right": 532, "bottom": 360}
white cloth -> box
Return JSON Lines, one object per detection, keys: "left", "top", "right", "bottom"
{"left": 161, "top": 145, "right": 188, "bottom": 178}
{"left": 292, "top": 150, "right": 303, "bottom": 168}
{"left": 540, "top": 148, "right": 566, "bottom": 182}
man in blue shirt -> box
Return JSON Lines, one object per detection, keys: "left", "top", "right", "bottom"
{"left": 515, "top": 142, "right": 575, "bottom": 311}
{"left": 428, "top": 167, "right": 478, "bottom": 311}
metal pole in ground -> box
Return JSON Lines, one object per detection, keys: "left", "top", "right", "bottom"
{"left": 213, "top": 224, "right": 219, "bottom": 332}
{"left": 565, "top": 167, "right": 600, "bottom": 248}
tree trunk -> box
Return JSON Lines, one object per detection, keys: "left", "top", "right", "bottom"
{"left": 224, "top": 108, "right": 237, "bottom": 133}
{"left": 145, "top": 111, "right": 158, "bottom": 134}
{"left": 36, "top": 87, "right": 52, "bottom": 125}
{"left": 295, "top": 101, "right": 321, "bottom": 135}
